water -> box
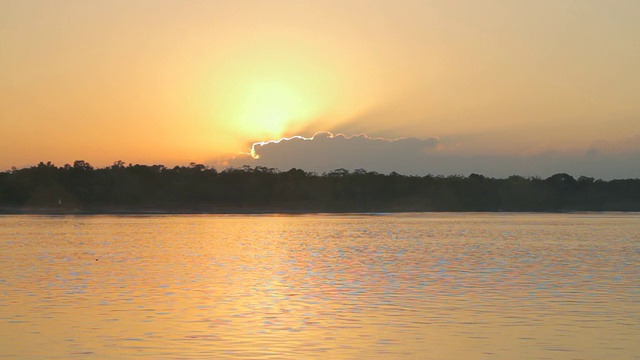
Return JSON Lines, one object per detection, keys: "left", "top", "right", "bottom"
{"left": 1, "top": 213, "right": 639, "bottom": 359}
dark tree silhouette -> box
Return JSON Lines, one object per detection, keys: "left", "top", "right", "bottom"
{"left": 0, "top": 161, "right": 639, "bottom": 213}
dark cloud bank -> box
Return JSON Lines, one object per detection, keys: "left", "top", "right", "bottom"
{"left": 227, "top": 132, "right": 640, "bottom": 180}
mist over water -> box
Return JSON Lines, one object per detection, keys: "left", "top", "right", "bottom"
{"left": 1, "top": 214, "right": 639, "bottom": 359}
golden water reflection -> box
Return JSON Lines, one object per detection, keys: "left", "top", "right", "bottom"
{"left": 1, "top": 214, "right": 639, "bottom": 359}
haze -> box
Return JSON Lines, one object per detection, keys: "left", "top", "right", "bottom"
{"left": 2, "top": 1, "right": 639, "bottom": 177}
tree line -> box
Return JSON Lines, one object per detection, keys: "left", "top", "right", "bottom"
{"left": 1, "top": 160, "right": 639, "bottom": 213}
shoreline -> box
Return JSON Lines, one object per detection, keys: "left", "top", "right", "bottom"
{"left": 1, "top": 207, "right": 637, "bottom": 215}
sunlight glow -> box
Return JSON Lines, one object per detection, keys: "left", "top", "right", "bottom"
{"left": 237, "top": 79, "right": 307, "bottom": 137}
{"left": 200, "top": 42, "right": 346, "bottom": 143}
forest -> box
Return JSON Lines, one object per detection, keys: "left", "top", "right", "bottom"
{"left": 1, "top": 160, "right": 639, "bottom": 213}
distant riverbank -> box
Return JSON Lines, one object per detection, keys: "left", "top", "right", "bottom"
{"left": 2, "top": 162, "right": 640, "bottom": 212}
{"left": 2, "top": 206, "right": 638, "bottom": 216}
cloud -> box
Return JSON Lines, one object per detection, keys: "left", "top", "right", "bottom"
{"left": 222, "top": 132, "right": 640, "bottom": 179}
{"left": 228, "top": 132, "right": 439, "bottom": 173}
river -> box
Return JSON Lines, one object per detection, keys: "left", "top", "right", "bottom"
{"left": 1, "top": 213, "right": 638, "bottom": 359}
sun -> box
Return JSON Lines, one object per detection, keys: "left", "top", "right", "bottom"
{"left": 205, "top": 68, "right": 325, "bottom": 142}
{"left": 197, "top": 42, "right": 352, "bottom": 144}
{"left": 237, "top": 79, "right": 306, "bottom": 137}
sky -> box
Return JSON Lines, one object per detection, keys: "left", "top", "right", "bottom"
{"left": 1, "top": 0, "right": 639, "bottom": 178}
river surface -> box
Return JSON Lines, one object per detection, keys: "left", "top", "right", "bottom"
{"left": 1, "top": 213, "right": 639, "bottom": 359}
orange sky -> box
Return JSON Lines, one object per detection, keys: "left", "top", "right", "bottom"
{"left": 1, "top": 1, "right": 639, "bottom": 171}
